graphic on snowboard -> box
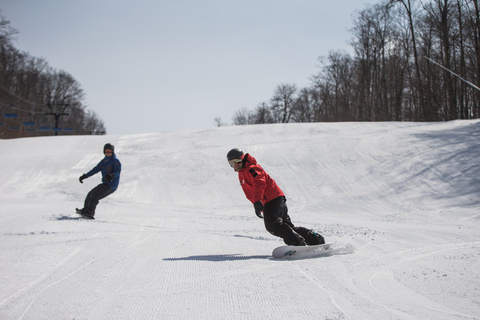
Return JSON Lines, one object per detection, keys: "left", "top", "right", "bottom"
{"left": 272, "top": 243, "right": 334, "bottom": 259}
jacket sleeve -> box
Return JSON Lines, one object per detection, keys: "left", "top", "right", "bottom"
{"left": 249, "top": 165, "right": 267, "bottom": 203}
{"left": 86, "top": 161, "right": 102, "bottom": 177}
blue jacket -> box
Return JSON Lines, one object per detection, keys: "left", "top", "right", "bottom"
{"left": 86, "top": 154, "right": 122, "bottom": 191}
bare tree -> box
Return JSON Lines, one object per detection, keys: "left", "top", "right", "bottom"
{"left": 213, "top": 117, "right": 225, "bottom": 127}
{"left": 0, "top": 11, "right": 17, "bottom": 45}
{"left": 389, "top": 0, "right": 428, "bottom": 120}
{"left": 270, "top": 84, "right": 298, "bottom": 123}
{"left": 312, "top": 51, "right": 354, "bottom": 121}
{"left": 293, "top": 88, "right": 317, "bottom": 122}
{"left": 232, "top": 107, "right": 254, "bottom": 125}
{"left": 252, "top": 102, "right": 274, "bottom": 124}
{"left": 0, "top": 14, "right": 106, "bottom": 138}
{"left": 229, "top": 0, "right": 480, "bottom": 125}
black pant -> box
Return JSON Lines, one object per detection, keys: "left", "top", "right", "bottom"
{"left": 263, "top": 197, "right": 302, "bottom": 245}
{"left": 84, "top": 183, "right": 115, "bottom": 214}
{"left": 263, "top": 196, "right": 325, "bottom": 245}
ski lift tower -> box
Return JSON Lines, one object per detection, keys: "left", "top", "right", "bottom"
{"left": 45, "top": 103, "right": 69, "bottom": 136}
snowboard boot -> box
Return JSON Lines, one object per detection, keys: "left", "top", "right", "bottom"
{"left": 283, "top": 231, "right": 307, "bottom": 246}
{"left": 76, "top": 208, "right": 95, "bottom": 220}
{"left": 294, "top": 227, "right": 325, "bottom": 245}
{"left": 82, "top": 209, "right": 95, "bottom": 219}
{"left": 296, "top": 235, "right": 307, "bottom": 246}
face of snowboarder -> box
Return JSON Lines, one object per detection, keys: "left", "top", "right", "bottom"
{"left": 229, "top": 158, "right": 243, "bottom": 172}
{"left": 104, "top": 149, "right": 113, "bottom": 156}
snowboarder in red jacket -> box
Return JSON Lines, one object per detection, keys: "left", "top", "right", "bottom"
{"left": 227, "top": 148, "right": 325, "bottom": 246}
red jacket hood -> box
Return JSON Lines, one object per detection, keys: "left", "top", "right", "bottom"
{"left": 242, "top": 153, "right": 257, "bottom": 166}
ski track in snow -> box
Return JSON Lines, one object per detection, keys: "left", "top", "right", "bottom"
{"left": 1, "top": 121, "right": 480, "bottom": 319}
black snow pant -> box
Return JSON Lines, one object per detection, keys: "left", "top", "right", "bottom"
{"left": 84, "top": 183, "right": 115, "bottom": 215}
{"left": 263, "top": 196, "right": 325, "bottom": 246}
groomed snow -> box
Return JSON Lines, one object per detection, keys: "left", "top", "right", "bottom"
{"left": 1, "top": 120, "right": 479, "bottom": 319}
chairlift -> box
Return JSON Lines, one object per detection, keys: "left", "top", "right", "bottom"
{"left": 23, "top": 121, "right": 35, "bottom": 126}
{"left": 52, "top": 127, "right": 62, "bottom": 132}
{"left": 26, "top": 128, "right": 36, "bottom": 132}
{"left": 39, "top": 126, "right": 51, "bottom": 131}
{"left": 0, "top": 121, "right": 4, "bottom": 127}
{"left": 9, "top": 126, "right": 20, "bottom": 130}
{"left": 4, "top": 113, "right": 18, "bottom": 119}
{"left": 64, "top": 128, "right": 74, "bottom": 132}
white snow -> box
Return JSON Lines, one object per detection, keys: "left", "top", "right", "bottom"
{"left": 1, "top": 120, "right": 480, "bottom": 320}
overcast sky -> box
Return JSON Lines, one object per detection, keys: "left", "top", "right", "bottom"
{"left": 1, "top": 0, "right": 370, "bottom": 135}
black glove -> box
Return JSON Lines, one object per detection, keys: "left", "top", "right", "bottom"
{"left": 79, "top": 174, "right": 88, "bottom": 184}
{"left": 105, "top": 173, "right": 114, "bottom": 182}
{"left": 253, "top": 201, "right": 264, "bottom": 219}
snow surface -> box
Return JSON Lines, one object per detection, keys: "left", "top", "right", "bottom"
{"left": 1, "top": 120, "right": 480, "bottom": 320}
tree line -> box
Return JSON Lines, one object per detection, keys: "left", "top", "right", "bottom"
{"left": 0, "top": 12, "right": 105, "bottom": 139}
{"left": 231, "top": 0, "right": 480, "bottom": 125}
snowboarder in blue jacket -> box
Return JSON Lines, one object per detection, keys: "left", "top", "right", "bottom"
{"left": 76, "top": 143, "right": 121, "bottom": 219}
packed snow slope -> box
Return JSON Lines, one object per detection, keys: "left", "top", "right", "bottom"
{"left": 1, "top": 120, "right": 480, "bottom": 320}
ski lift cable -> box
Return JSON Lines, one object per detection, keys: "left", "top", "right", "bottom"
{"left": 0, "top": 84, "right": 52, "bottom": 114}
{"left": 424, "top": 56, "right": 480, "bottom": 92}
{"left": 0, "top": 102, "right": 46, "bottom": 115}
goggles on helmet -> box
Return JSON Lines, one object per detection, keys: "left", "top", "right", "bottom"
{"left": 228, "top": 158, "right": 243, "bottom": 168}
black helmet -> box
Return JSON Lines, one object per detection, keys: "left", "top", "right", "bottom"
{"left": 227, "top": 148, "right": 244, "bottom": 161}
{"left": 104, "top": 143, "right": 115, "bottom": 153}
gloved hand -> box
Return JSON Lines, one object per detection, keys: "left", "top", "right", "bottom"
{"left": 105, "top": 173, "right": 115, "bottom": 182}
{"left": 79, "top": 174, "right": 88, "bottom": 184}
{"left": 253, "top": 201, "right": 264, "bottom": 219}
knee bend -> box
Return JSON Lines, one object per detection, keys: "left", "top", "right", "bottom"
{"left": 265, "top": 219, "right": 283, "bottom": 236}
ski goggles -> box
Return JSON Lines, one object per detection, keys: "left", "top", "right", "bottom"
{"left": 228, "top": 158, "right": 243, "bottom": 167}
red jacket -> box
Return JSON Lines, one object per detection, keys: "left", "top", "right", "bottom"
{"left": 238, "top": 153, "right": 285, "bottom": 205}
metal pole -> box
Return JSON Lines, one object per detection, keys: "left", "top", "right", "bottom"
{"left": 45, "top": 104, "right": 69, "bottom": 136}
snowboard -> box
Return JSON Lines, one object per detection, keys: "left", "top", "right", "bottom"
{"left": 75, "top": 208, "right": 95, "bottom": 220}
{"left": 272, "top": 243, "right": 334, "bottom": 259}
